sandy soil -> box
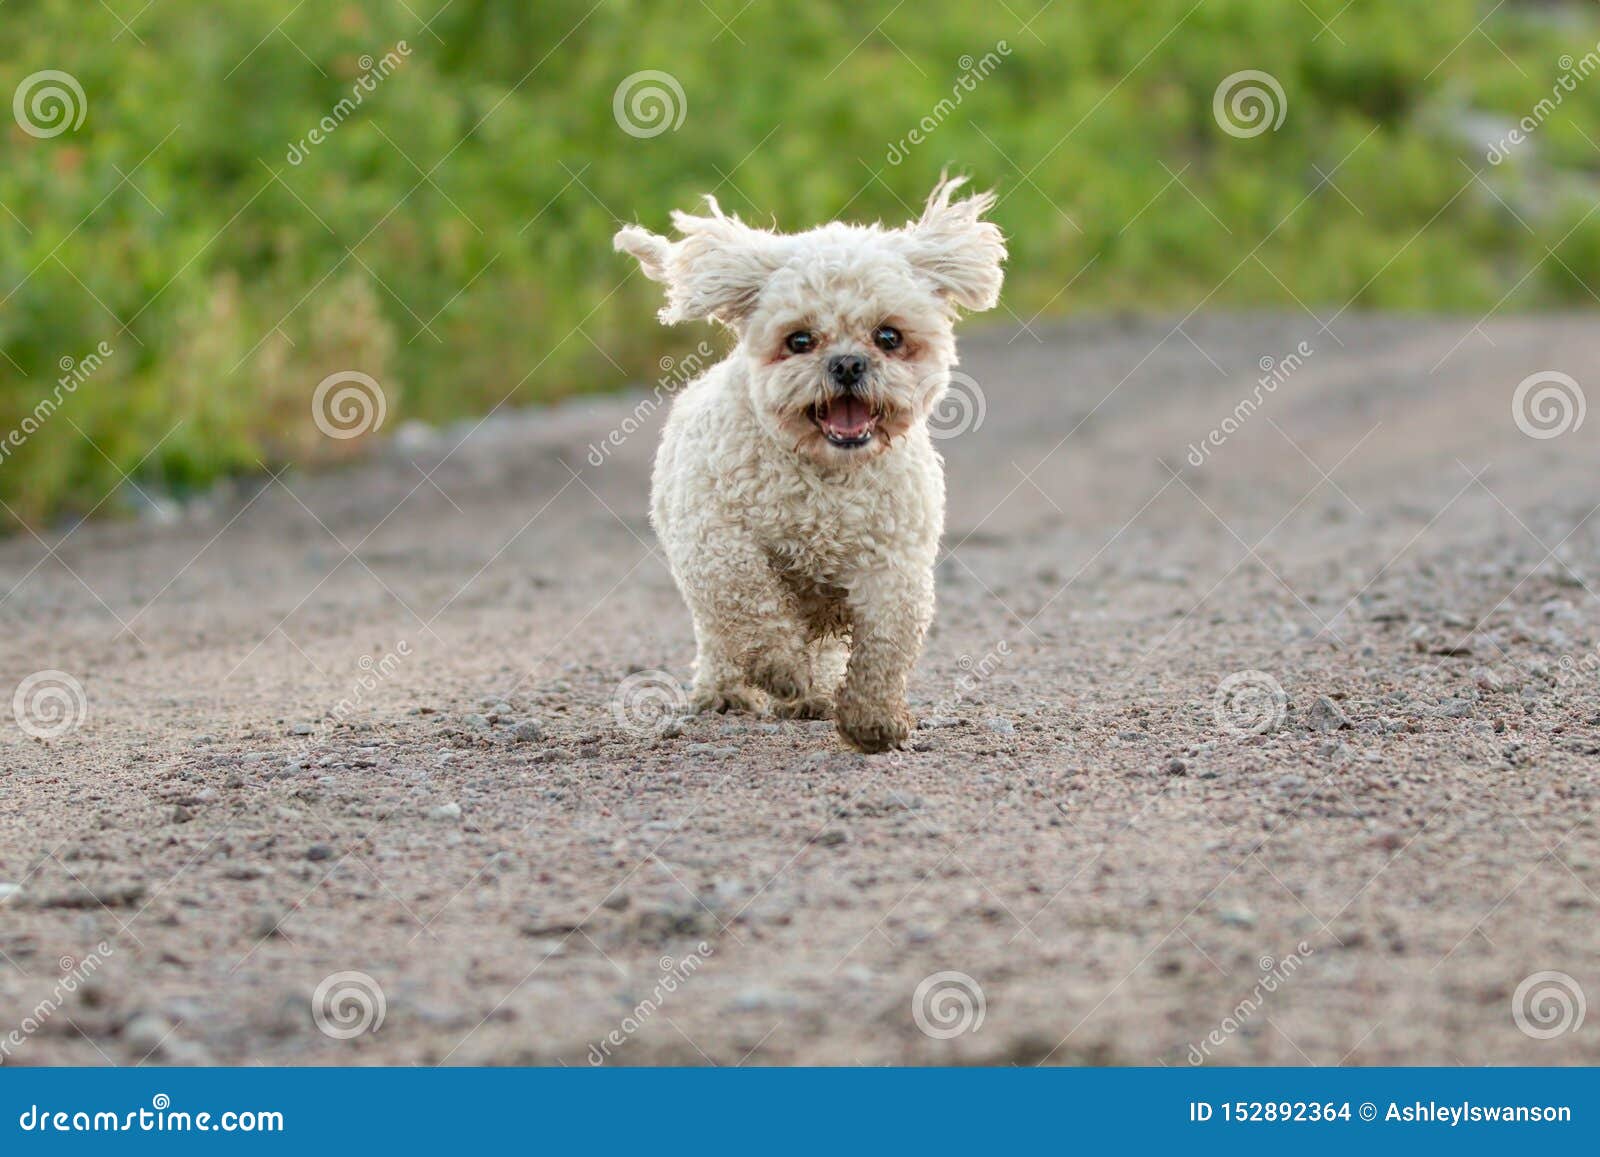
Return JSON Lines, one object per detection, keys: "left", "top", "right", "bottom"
{"left": 2, "top": 314, "right": 1598, "bottom": 1067}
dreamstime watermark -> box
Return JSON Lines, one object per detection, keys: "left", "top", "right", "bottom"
{"left": 1187, "top": 341, "right": 1313, "bottom": 466}
{"left": 1213, "top": 70, "right": 1287, "bottom": 138}
{"left": 329, "top": 641, "right": 411, "bottom": 731}
{"left": 311, "top": 970, "right": 386, "bottom": 1039}
{"left": 610, "top": 669, "right": 690, "bottom": 736}
{"left": 285, "top": 42, "right": 411, "bottom": 165}
{"left": 312, "top": 370, "right": 386, "bottom": 439}
{"left": 279, "top": 641, "right": 411, "bottom": 763}
{"left": 1487, "top": 45, "right": 1600, "bottom": 165}
{"left": 0, "top": 341, "right": 114, "bottom": 467}
{"left": 886, "top": 41, "right": 1012, "bottom": 165}
{"left": 928, "top": 639, "right": 1011, "bottom": 720}
{"left": 883, "top": 638, "right": 1013, "bottom": 768}
{"left": 11, "top": 670, "right": 88, "bottom": 740}
{"left": 1186, "top": 942, "right": 1314, "bottom": 1064}
{"left": 1555, "top": 643, "right": 1600, "bottom": 688}
{"left": 587, "top": 340, "right": 717, "bottom": 466}
{"left": 1512, "top": 970, "right": 1585, "bottom": 1040}
{"left": 912, "top": 970, "right": 986, "bottom": 1039}
{"left": 925, "top": 370, "right": 986, "bottom": 440}
{"left": 613, "top": 70, "right": 687, "bottom": 138}
{"left": 1213, "top": 670, "right": 1286, "bottom": 736}
{"left": 587, "top": 943, "right": 714, "bottom": 1064}
{"left": 17, "top": 1095, "right": 282, "bottom": 1134}
{"left": 0, "top": 943, "right": 114, "bottom": 1064}
{"left": 1511, "top": 371, "right": 1584, "bottom": 439}
{"left": 13, "top": 70, "right": 86, "bottom": 138}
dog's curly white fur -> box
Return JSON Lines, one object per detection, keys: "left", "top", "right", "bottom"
{"left": 614, "top": 179, "right": 1005, "bottom": 752}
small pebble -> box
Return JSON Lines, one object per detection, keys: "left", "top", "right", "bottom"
{"left": 427, "top": 801, "right": 463, "bottom": 821}
{"left": 512, "top": 720, "right": 544, "bottom": 743}
{"left": 1307, "top": 696, "right": 1353, "bottom": 732}
{"left": 1218, "top": 906, "right": 1257, "bottom": 928}
{"left": 122, "top": 1012, "right": 174, "bottom": 1055}
{"left": 727, "top": 987, "right": 803, "bottom": 1012}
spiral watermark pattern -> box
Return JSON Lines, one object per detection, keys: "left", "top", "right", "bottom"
{"left": 311, "top": 970, "right": 386, "bottom": 1039}
{"left": 1213, "top": 670, "right": 1286, "bottom": 736}
{"left": 926, "top": 371, "right": 986, "bottom": 440}
{"left": 1511, "top": 371, "right": 1585, "bottom": 440}
{"left": 610, "top": 669, "right": 689, "bottom": 736}
{"left": 612, "top": 70, "right": 687, "bottom": 139}
{"left": 1213, "top": 70, "right": 1286, "bottom": 139}
{"left": 312, "top": 371, "right": 387, "bottom": 440}
{"left": 12, "top": 670, "right": 88, "bottom": 740}
{"left": 13, "top": 70, "right": 87, "bottom": 138}
{"left": 1512, "top": 970, "right": 1585, "bottom": 1040}
{"left": 912, "top": 970, "right": 986, "bottom": 1039}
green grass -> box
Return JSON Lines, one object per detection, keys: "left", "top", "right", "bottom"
{"left": 3, "top": 0, "right": 1599, "bottom": 526}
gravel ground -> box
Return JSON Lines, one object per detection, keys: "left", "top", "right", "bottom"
{"left": 2, "top": 313, "right": 1598, "bottom": 1067}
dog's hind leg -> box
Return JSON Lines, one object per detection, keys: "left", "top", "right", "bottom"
{"left": 773, "top": 634, "right": 847, "bottom": 720}
{"left": 678, "top": 538, "right": 812, "bottom": 715}
{"left": 685, "top": 609, "right": 766, "bottom": 715}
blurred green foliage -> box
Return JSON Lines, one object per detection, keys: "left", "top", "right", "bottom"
{"left": 2, "top": 0, "right": 1598, "bottom": 526}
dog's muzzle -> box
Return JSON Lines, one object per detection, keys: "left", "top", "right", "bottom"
{"left": 810, "top": 355, "right": 878, "bottom": 447}
{"left": 809, "top": 394, "right": 878, "bottom": 447}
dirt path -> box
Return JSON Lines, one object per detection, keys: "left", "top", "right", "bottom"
{"left": 3, "top": 314, "right": 1599, "bottom": 1066}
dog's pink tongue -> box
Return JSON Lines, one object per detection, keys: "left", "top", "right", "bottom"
{"left": 825, "top": 396, "right": 873, "bottom": 436}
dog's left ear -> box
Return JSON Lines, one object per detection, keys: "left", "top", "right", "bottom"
{"left": 895, "top": 176, "right": 1007, "bottom": 312}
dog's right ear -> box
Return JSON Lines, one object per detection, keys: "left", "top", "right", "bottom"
{"left": 614, "top": 198, "right": 784, "bottom": 328}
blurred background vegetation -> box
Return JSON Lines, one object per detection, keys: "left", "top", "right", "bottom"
{"left": 2, "top": 0, "right": 1598, "bottom": 528}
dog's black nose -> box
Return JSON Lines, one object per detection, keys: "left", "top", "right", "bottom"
{"left": 827, "top": 353, "right": 868, "bottom": 390}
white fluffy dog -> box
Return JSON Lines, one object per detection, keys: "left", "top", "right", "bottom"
{"left": 614, "top": 178, "right": 1005, "bottom": 751}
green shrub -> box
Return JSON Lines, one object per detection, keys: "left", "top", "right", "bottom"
{"left": 2, "top": 0, "right": 1597, "bottom": 526}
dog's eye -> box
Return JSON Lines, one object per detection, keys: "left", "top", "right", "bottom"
{"left": 873, "top": 325, "right": 903, "bottom": 352}
{"left": 784, "top": 331, "right": 816, "bottom": 355}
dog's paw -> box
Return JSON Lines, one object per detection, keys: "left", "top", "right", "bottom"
{"left": 690, "top": 685, "right": 765, "bottom": 715}
{"left": 834, "top": 697, "right": 913, "bottom": 753}
{"left": 748, "top": 655, "right": 811, "bottom": 703}
{"left": 773, "top": 693, "right": 833, "bottom": 721}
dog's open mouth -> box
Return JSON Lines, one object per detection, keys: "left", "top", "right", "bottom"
{"left": 808, "top": 395, "right": 879, "bottom": 448}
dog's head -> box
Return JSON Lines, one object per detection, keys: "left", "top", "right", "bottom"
{"left": 615, "top": 177, "right": 1005, "bottom": 467}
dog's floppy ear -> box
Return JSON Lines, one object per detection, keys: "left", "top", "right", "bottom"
{"left": 614, "top": 198, "right": 784, "bottom": 327}
{"left": 895, "top": 176, "right": 1006, "bottom": 312}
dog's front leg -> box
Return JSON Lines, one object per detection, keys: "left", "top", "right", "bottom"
{"left": 836, "top": 561, "right": 933, "bottom": 752}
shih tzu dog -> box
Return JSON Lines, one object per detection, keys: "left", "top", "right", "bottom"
{"left": 614, "top": 178, "right": 1005, "bottom": 752}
